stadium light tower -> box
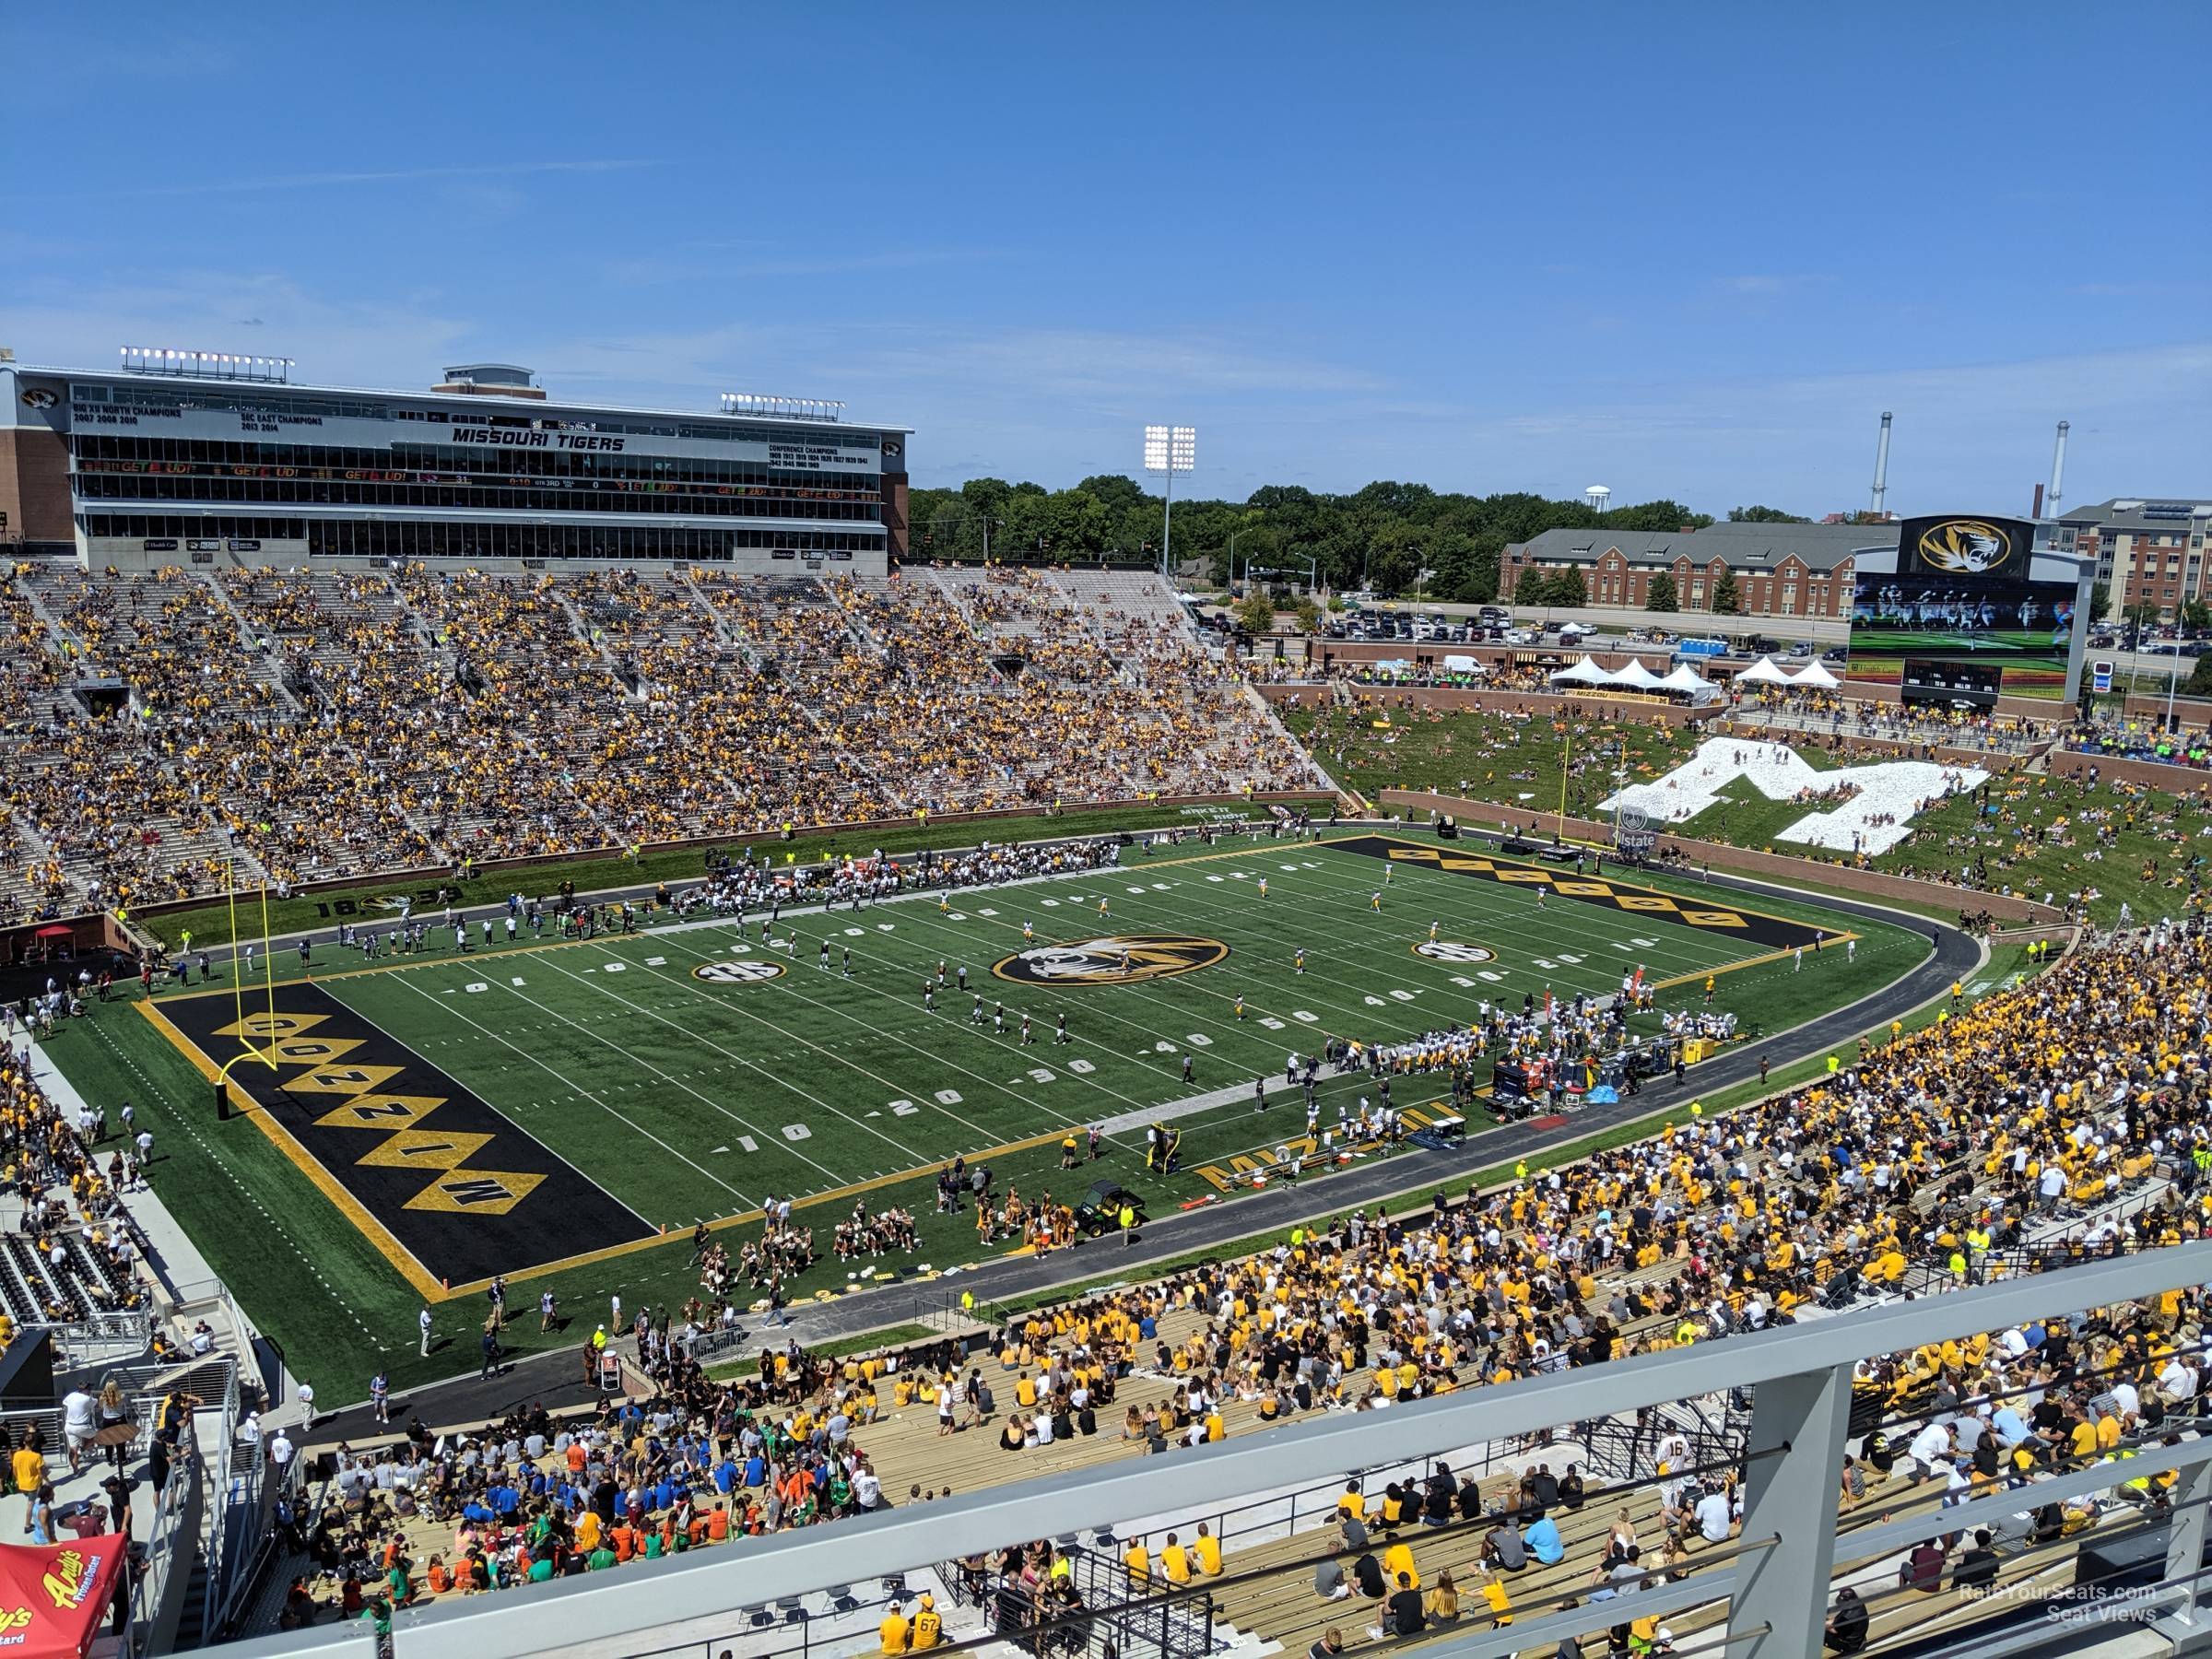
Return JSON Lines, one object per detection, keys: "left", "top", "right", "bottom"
{"left": 1143, "top": 425, "right": 1196, "bottom": 578}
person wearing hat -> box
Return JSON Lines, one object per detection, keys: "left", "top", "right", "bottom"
{"left": 911, "top": 1593, "right": 941, "bottom": 1649}
{"left": 878, "top": 1601, "right": 911, "bottom": 1654}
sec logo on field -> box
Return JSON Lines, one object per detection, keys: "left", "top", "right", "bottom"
{"left": 1411, "top": 941, "right": 1497, "bottom": 965}
{"left": 994, "top": 934, "right": 1230, "bottom": 986}
{"left": 692, "top": 959, "right": 788, "bottom": 984}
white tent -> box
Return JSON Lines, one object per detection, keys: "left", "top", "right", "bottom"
{"left": 1610, "top": 657, "right": 1665, "bottom": 689}
{"left": 1789, "top": 658, "right": 1841, "bottom": 689}
{"left": 1660, "top": 662, "right": 1717, "bottom": 696}
{"left": 1734, "top": 655, "right": 1794, "bottom": 686}
{"left": 1549, "top": 654, "right": 1611, "bottom": 685}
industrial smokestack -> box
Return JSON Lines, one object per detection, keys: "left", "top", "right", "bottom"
{"left": 1870, "top": 412, "right": 1893, "bottom": 517}
{"left": 2048, "top": 420, "right": 2070, "bottom": 519}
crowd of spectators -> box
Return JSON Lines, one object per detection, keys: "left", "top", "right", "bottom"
{"left": 0, "top": 561, "right": 1324, "bottom": 924}
{"left": 263, "top": 918, "right": 2212, "bottom": 1649}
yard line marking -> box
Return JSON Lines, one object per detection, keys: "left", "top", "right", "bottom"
{"left": 532, "top": 952, "right": 959, "bottom": 1160}
{"left": 388, "top": 972, "right": 762, "bottom": 1211}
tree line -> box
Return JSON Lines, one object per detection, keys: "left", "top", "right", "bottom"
{"left": 905, "top": 477, "right": 1821, "bottom": 604}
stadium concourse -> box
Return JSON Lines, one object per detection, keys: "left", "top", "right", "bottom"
{"left": 232, "top": 916, "right": 2212, "bottom": 1657}
{"left": 0, "top": 562, "right": 1323, "bottom": 925}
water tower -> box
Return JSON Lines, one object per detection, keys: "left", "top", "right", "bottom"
{"left": 1585, "top": 485, "right": 1611, "bottom": 514}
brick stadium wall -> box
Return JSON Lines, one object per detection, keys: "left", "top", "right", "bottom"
{"left": 1257, "top": 682, "right": 1712, "bottom": 727}
{"left": 0, "top": 428, "right": 74, "bottom": 544}
{"left": 2045, "top": 749, "right": 2212, "bottom": 794}
{"left": 1706, "top": 717, "right": 2030, "bottom": 774}
{"left": 1259, "top": 684, "right": 2028, "bottom": 770}
{"left": 2121, "top": 691, "right": 2212, "bottom": 727}
{"left": 109, "top": 791, "right": 1339, "bottom": 925}
{"left": 1377, "top": 789, "right": 2065, "bottom": 924}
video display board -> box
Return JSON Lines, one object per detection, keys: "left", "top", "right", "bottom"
{"left": 1848, "top": 515, "right": 2077, "bottom": 697}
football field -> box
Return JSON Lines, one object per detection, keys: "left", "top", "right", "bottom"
{"left": 77, "top": 829, "right": 1922, "bottom": 1386}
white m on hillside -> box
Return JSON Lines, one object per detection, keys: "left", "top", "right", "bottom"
{"left": 1600, "top": 737, "right": 1985, "bottom": 855}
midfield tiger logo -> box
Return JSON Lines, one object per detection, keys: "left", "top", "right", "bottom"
{"left": 1411, "top": 941, "right": 1497, "bottom": 965}
{"left": 994, "top": 934, "right": 1230, "bottom": 986}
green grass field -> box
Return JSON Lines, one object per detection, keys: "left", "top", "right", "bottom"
{"left": 46, "top": 828, "right": 1924, "bottom": 1400}
{"left": 1286, "top": 706, "right": 2210, "bottom": 924}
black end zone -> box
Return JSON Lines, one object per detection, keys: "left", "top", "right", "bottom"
{"left": 1326, "top": 834, "right": 1836, "bottom": 952}
{"left": 163, "top": 985, "right": 654, "bottom": 1285}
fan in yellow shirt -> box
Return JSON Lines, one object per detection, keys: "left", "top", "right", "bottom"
{"left": 1160, "top": 1535, "right": 1193, "bottom": 1583}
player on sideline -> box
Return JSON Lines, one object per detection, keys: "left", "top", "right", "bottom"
{"left": 1098, "top": 896, "right": 1111, "bottom": 921}
{"left": 1535, "top": 888, "right": 1547, "bottom": 908}
{"left": 939, "top": 894, "right": 951, "bottom": 916}
{"left": 1384, "top": 865, "right": 1394, "bottom": 885}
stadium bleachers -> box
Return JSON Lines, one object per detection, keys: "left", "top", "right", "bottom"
{"left": 0, "top": 561, "right": 1326, "bottom": 921}
{"left": 243, "top": 920, "right": 2212, "bottom": 1653}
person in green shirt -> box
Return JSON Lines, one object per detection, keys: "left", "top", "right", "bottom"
{"left": 361, "top": 1599, "right": 393, "bottom": 1638}
{"left": 642, "top": 1530, "right": 665, "bottom": 1560}
{"left": 589, "top": 1545, "right": 618, "bottom": 1571}
{"left": 384, "top": 1563, "right": 411, "bottom": 1607}
{"left": 526, "top": 1555, "right": 556, "bottom": 1583}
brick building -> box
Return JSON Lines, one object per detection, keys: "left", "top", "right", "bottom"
{"left": 1499, "top": 521, "right": 1878, "bottom": 619}
{"left": 2053, "top": 496, "right": 2212, "bottom": 623}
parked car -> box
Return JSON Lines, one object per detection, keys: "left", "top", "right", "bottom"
{"left": 1787, "top": 641, "right": 1816, "bottom": 657}
{"left": 1503, "top": 628, "right": 1535, "bottom": 645}
{"left": 1478, "top": 606, "right": 1509, "bottom": 625}
{"left": 1821, "top": 646, "right": 1848, "bottom": 664}
{"left": 2088, "top": 632, "right": 2115, "bottom": 649}
{"left": 1747, "top": 635, "right": 1783, "bottom": 655}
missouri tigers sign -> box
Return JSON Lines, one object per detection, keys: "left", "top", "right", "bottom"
{"left": 1898, "top": 514, "right": 2034, "bottom": 578}
{"left": 994, "top": 934, "right": 1230, "bottom": 986}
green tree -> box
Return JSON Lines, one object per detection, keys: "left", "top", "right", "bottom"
{"left": 1076, "top": 475, "right": 1150, "bottom": 517}
{"left": 1646, "top": 572, "right": 1680, "bottom": 613}
{"left": 1371, "top": 546, "right": 1418, "bottom": 597}
{"left": 2190, "top": 654, "right": 2212, "bottom": 696}
{"left": 2182, "top": 598, "right": 2211, "bottom": 635}
{"left": 1513, "top": 566, "right": 1548, "bottom": 605}
{"left": 2124, "top": 600, "right": 2163, "bottom": 641}
{"left": 2089, "top": 580, "right": 2112, "bottom": 621}
{"left": 1234, "top": 592, "right": 1277, "bottom": 635}
{"left": 1604, "top": 499, "right": 1712, "bottom": 533}
{"left": 1293, "top": 596, "right": 1324, "bottom": 634}
{"left": 1547, "top": 567, "right": 1588, "bottom": 607}
{"left": 1710, "top": 571, "right": 1743, "bottom": 615}
{"left": 1727, "top": 505, "right": 1809, "bottom": 523}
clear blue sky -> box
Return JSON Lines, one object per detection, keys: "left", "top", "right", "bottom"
{"left": 5, "top": 3, "right": 2205, "bottom": 516}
